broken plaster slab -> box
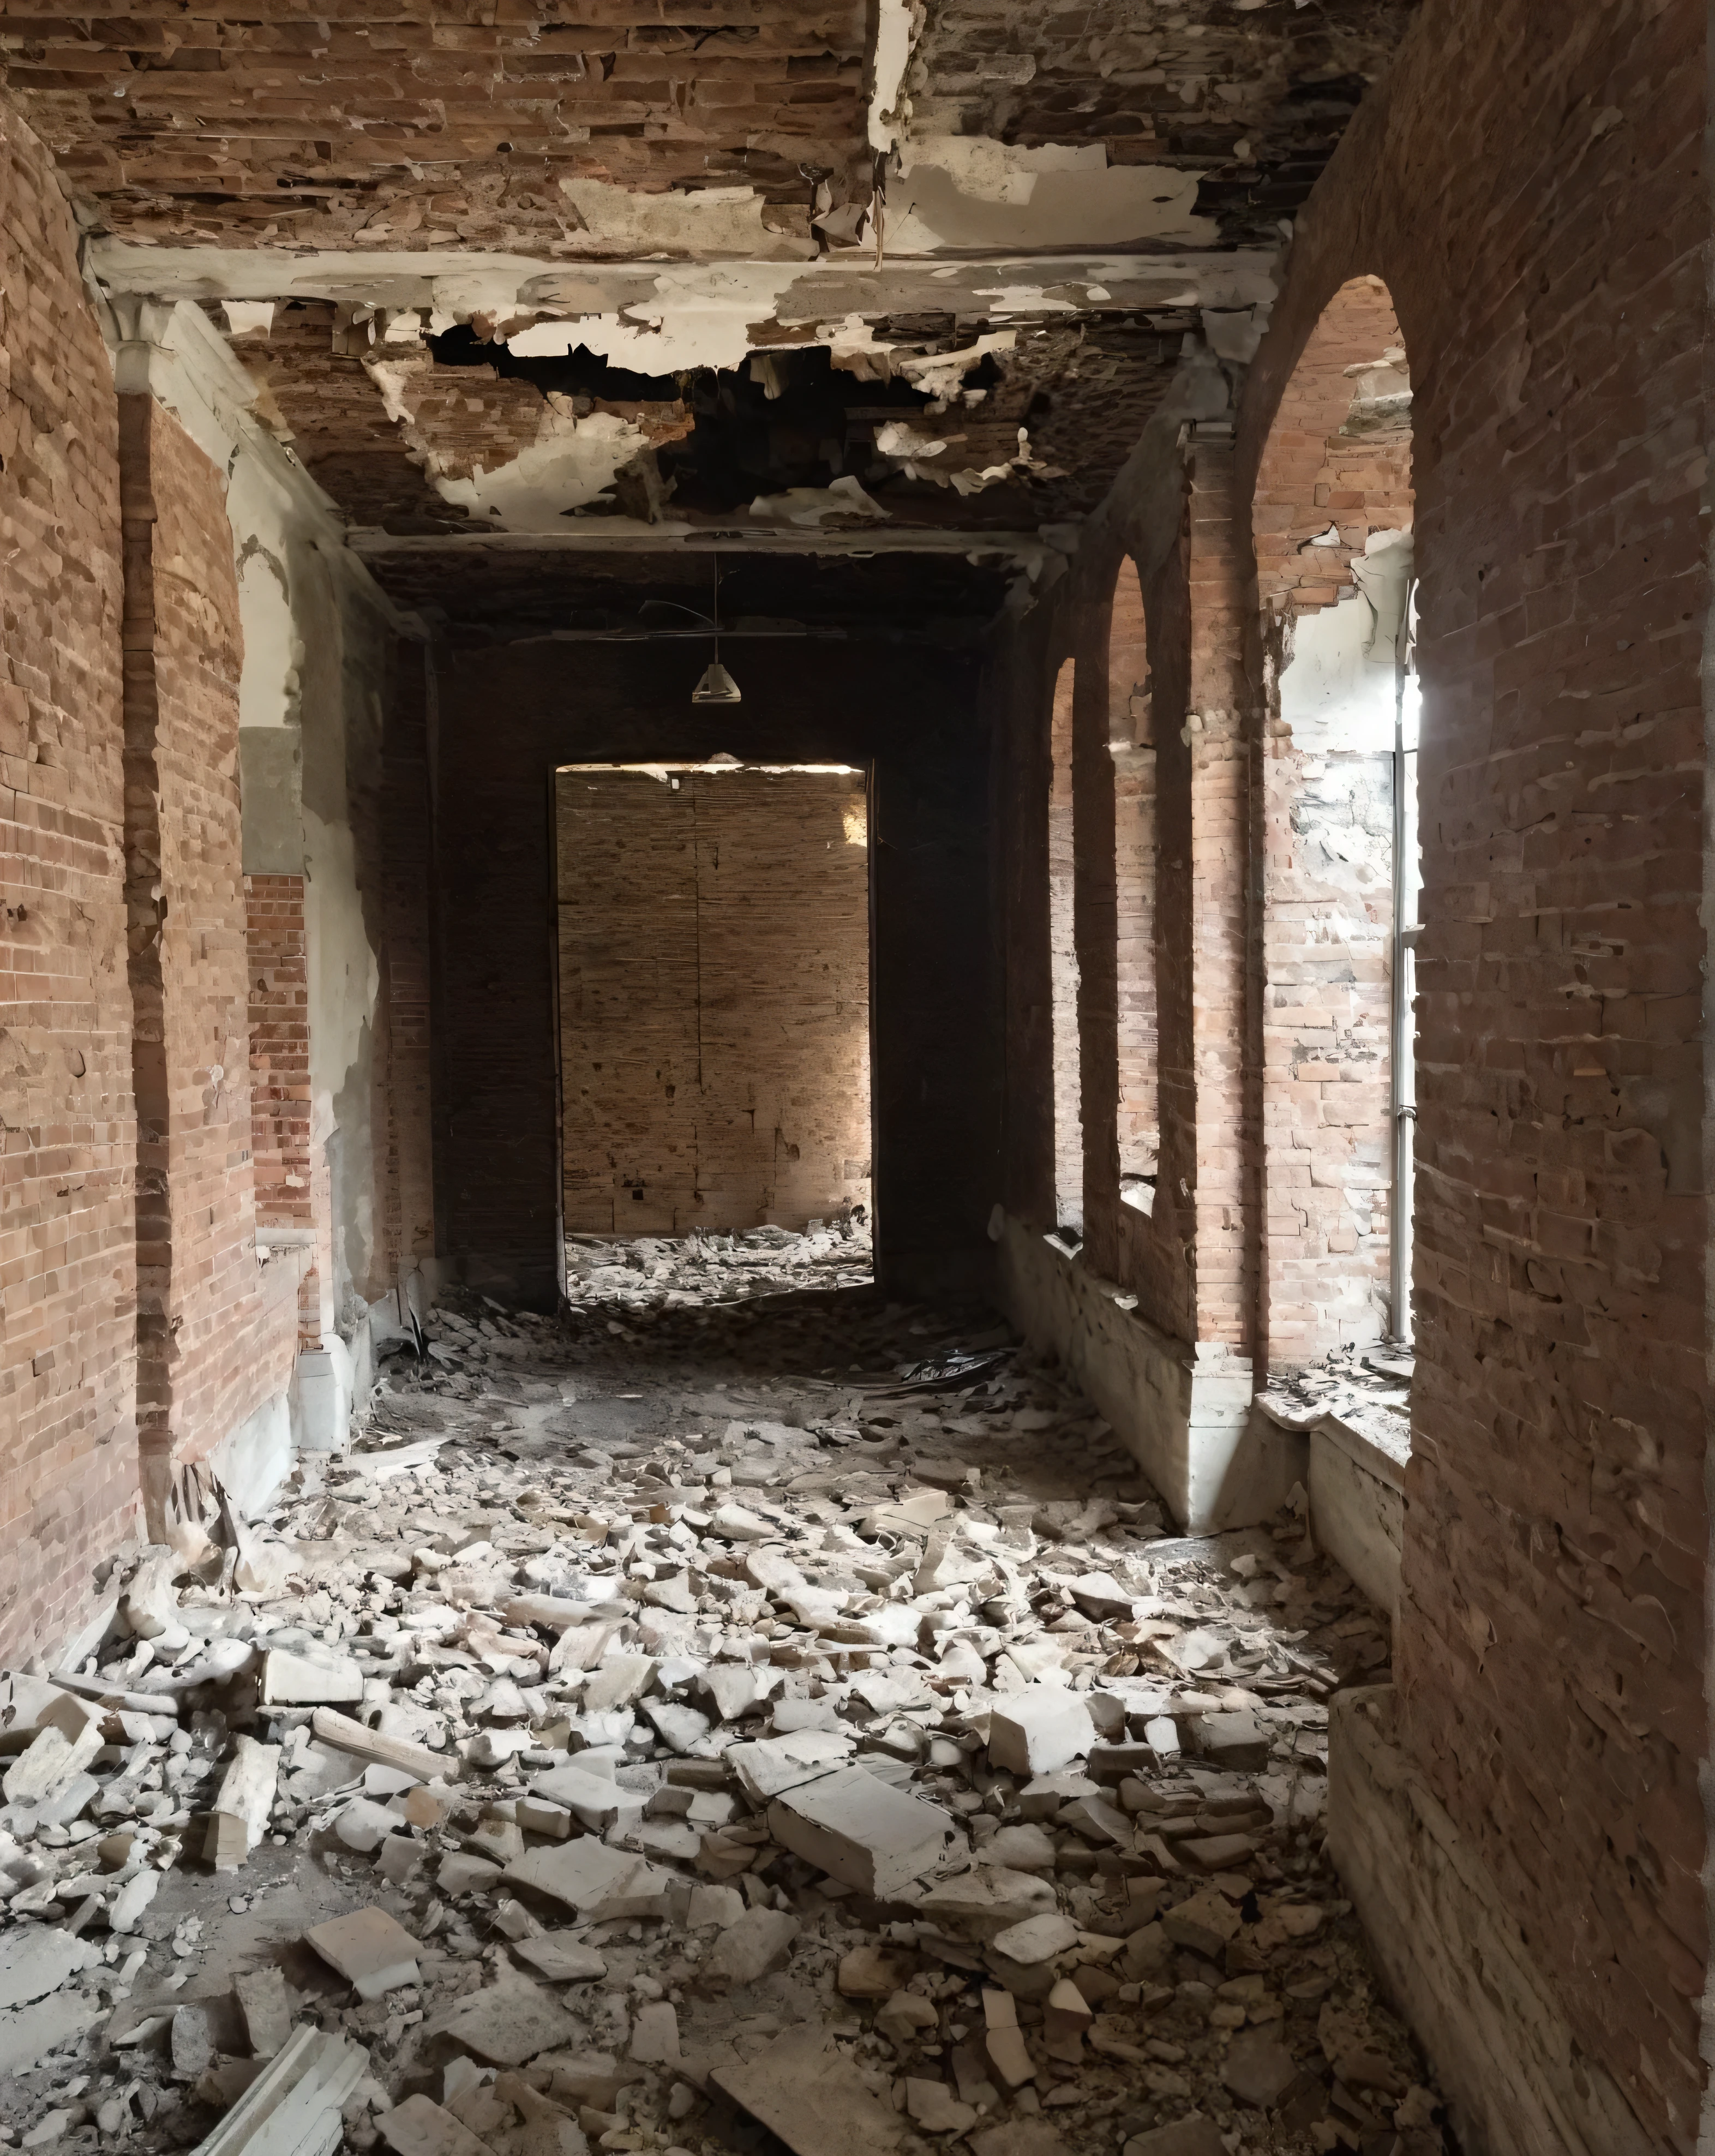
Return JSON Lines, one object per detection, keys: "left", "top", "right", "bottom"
{"left": 440, "top": 408, "right": 651, "bottom": 530}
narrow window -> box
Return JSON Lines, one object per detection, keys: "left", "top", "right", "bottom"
{"left": 1108, "top": 564, "right": 1158, "bottom": 1216}
{"left": 1048, "top": 658, "right": 1082, "bottom": 1232}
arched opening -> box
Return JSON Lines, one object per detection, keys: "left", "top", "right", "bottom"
{"left": 1048, "top": 656, "right": 1082, "bottom": 1232}
{"left": 1254, "top": 274, "right": 1416, "bottom": 1373}
{"left": 1108, "top": 560, "right": 1158, "bottom": 1215}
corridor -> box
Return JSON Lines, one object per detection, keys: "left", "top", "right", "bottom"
{"left": 0, "top": 2, "right": 1706, "bottom": 2153}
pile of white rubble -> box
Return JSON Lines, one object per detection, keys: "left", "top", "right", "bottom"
{"left": 0, "top": 1270, "right": 1443, "bottom": 2156}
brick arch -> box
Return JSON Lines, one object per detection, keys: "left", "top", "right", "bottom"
{"left": 1250, "top": 273, "right": 1415, "bottom": 1377}
{"left": 1252, "top": 273, "right": 1414, "bottom": 627}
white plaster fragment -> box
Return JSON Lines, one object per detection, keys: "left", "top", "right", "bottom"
{"left": 437, "top": 409, "right": 651, "bottom": 531}
{"left": 747, "top": 477, "right": 889, "bottom": 526}
{"left": 868, "top": 0, "right": 918, "bottom": 153}
{"left": 221, "top": 300, "right": 275, "bottom": 338}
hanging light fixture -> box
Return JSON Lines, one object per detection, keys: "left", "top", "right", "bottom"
{"left": 691, "top": 553, "right": 742, "bottom": 704}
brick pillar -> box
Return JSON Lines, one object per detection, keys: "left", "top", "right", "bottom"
{"left": 118, "top": 397, "right": 176, "bottom": 1535}
{"left": 118, "top": 390, "right": 297, "bottom": 1531}
{"left": 1185, "top": 431, "right": 1252, "bottom": 1354}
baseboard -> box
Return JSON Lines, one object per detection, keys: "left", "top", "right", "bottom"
{"left": 991, "top": 1208, "right": 1299, "bottom": 1532}
{"left": 1328, "top": 1686, "right": 1657, "bottom": 2156}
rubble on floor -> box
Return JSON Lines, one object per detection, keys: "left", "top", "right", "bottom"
{"left": 562, "top": 1225, "right": 874, "bottom": 1320}
{"left": 0, "top": 1268, "right": 1444, "bottom": 2156}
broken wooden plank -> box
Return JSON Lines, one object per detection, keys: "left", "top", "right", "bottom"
{"left": 186, "top": 2023, "right": 365, "bottom": 2156}
{"left": 309, "top": 1708, "right": 455, "bottom": 1783}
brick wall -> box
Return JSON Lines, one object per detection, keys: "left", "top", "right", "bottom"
{"left": 1184, "top": 439, "right": 1251, "bottom": 1350}
{"left": 0, "top": 95, "right": 137, "bottom": 1664}
{"left": 1047, "top": 661, "right": 1082, "bottom": 1228}
{"left": 1237, "top": 1, "right": 1708, "bottom": 2137}
{"left": 120, "top": 397, "right": 299, "bottom": 1532}
{"left": 245, "top": 873, "right": 310, "bottom": 1227}
{"left": 1004, "top": 447, "right": 1245, "bottom": 1363}
{"left": 556, "top": 766, "right": 870, "bottom": 1236}
{"left": 378, "top": 644, "right": 436, "bottom": 1283}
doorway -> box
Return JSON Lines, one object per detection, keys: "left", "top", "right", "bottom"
{"left": 554, "top": 760, "right": 874, "bottom": 1274}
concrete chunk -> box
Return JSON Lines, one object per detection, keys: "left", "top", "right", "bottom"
{"left": 376, "top": 2094, "right": 494, "bottom": 2156}
{"left": 0, "top": 1930, "right": 99, "bottom": 2013}
{"left": 768, "top": 1765, "right": 956, "bottom": 1896}
{"left": 711, "top": 2022, "right": 901, "bottom": 2156}
{"left": 506, "top": 1838, "right": 677, "bottom": 1919}
{"left": 234, "top": 1967, "right": 294, "bottom": 2059}
{"left": 305, "top": 1907, "right": 421, "bottom": 2001}
{"left": 260, "top": 1651, "right": 365, "bottom": 1707}
{"left": 512, "top": 1935, "right": 609, "bottom": 1984}
{"left": 914, "top": 1867, "right": 1057, "bottom": 1941}
{"left": 429, "top": 1979, "right": 581, "bottom": 2066}
{"left": 987, "top": 1692, "right": 1095, "bottom": 1777}
{"left": 703, "top": 1907, "right": 799, "bottom": 1985}
{"left": 728, "top": 1730, "right": 854, "bottom": 1802}
{"left": 526, "top": 1763, "right": 643, "bottom": 1834}
{"left": 1160, "top": 1889, "right": 1242, "bottom": 1960}
{"left": 989, "top": 1913, "right": 1077, "bottom": 1965}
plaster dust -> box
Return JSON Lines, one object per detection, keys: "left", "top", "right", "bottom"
{"left": 0, "top": 1268, "right": 1453, "bottom": 2156}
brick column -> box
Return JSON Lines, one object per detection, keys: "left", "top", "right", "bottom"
{"left": 1185, "top": 431, "right": 1252, "bottom": 1354}
{"left": 118, "top": 393, "right": 299, "bottom": 1534}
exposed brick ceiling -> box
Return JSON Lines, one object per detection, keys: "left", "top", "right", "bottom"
{"left": 0, "top": 0, "right": 867, "bottom": 248}
{"left": 908, "top": 0, "right": 1420, "bottom": 247}
{"left": 2, "top": 0, "right": 1413, "bottom": 251}
{"left": 1, "top": 0, "right": 1417, "bottom": 559}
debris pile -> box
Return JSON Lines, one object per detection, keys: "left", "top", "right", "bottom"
{"left": 0, "top": 1269, "right": 1445, "bottom": 2156}
{"left": 563, "top": 1225, "right": 874, "bottom": 1315}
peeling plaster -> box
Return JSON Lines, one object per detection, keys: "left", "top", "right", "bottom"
{"left": 1279, "top": 532, "right": 1414, "bottom": 757}
{"left": 506, "top": 263, "right": 804, "bottom": 373}
{"left": 747, "top": 477, "right": 889, "bottom": 526}
{"left": 88, "top": 242, "right": 1279, "bottom": 321}
{"left": 888, "top": 140, "right": 1219, "bottom": 252}
{"left": 439, "top": 408, "right": 653, "bottom": 530}
{"left": 869, "top": 0, "right": 918, "bottom": 152}
{"left": 235, "top": 546, "right": 299, "bottom": 733}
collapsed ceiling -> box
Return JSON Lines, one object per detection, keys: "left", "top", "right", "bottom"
{"left": 2, "top": 0, "right": 1419, "bottom": 610}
